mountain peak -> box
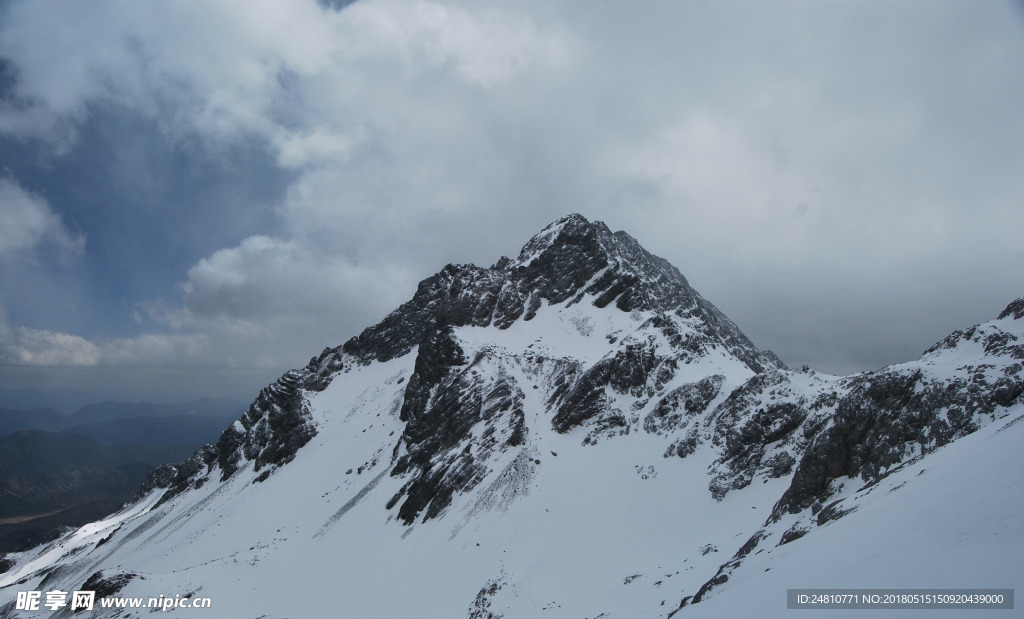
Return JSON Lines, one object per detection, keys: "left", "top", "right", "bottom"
{"left": 339, "top": 214, "right": 778, "bottom": 373}
{"left": 507, "top": 213, "right": 695, "bottom": 313}
{"left": 512, "top": 213, "right": 610, "bottom": 266}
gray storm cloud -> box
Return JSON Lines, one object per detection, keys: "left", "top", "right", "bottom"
{"left": 0, "top": 0, "right": 1021, "bottom": 399}
{"left": 0, "top": 178, "right": 84, "bottom": 259}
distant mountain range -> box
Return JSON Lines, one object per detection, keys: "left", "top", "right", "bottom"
{"left": 0, "top": 398, "right": 245, "bottom": 442}
{"left": 0, "top": 398, "right": 244, "bottom": 552}
{"left": 0, "top": 391, "right": 237, "bottom": 416}
{"left": 0, "top": 215, "right": 1019, "bottom": 617}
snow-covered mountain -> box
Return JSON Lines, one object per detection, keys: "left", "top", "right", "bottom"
{"left": 1, "top": 214, "right": 1020, "bottom": 618}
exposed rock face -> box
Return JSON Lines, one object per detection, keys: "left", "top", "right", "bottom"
{"left": 81, "top": 570, "right": 136, "bottom": 601}
{"left": 710, "top": 401, "right": 806, "bottom": 499}
{"left": 773, "top": 360, "right": 1021, "bottom": 518}
{"left": 644, "top": 374, "right": 724, "bottom": 437}
{"left": 387, "top": 329, "right": 528, "bottom": 524}
{"left": 997, "top": 297, "right": 1024, "bottom": 321}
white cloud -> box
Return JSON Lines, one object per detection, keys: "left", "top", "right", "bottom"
{"left": 0, "top": 0, "right": 1021, "bottom": 391}
{"left": 0, "top": 303, "right": 210, "bottom": 367}
{"left": 0, "top": 178, "right": 84, "bottom": 259}
{"left": 0, "top": 327, "right": 101, "bottom": 366}
{"left": 0, "top": 0, "right": 570, "bottom": 147}
{"left": 181, "top": 235, "right": 411, "bottom": 319}
{"left": 0, "top": 304, "right": 99, "bottom": 365}
{"left": 0, "top": 0, "right": 575, "bottom": 374}
{"left": 342, "top": 0, "right": 569, "bottom": 87}
{"left": 163, "top": 233, "right": 418, "bottom": 367}
{"left": 275, "top": 126, "right": 365, "bottom": 169}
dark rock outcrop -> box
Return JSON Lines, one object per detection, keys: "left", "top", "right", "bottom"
{"left": 771, "top": 360, "right": 1021, "bottom": 519}
{"left": 644, "top": 375, "right": 723, "bottom": 435}
{"left": 80, "top": 570, "right": 136, "bottom": 602}
{"left": 997, "top": 297, "right": 1024, "bottom": 321}
{"left": 385, "top": 329, "right": 529, "bottom": 524}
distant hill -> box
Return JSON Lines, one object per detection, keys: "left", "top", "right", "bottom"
{"left": 0, "top": 396, "right": 244, "bottom": 553}
{"left": 0, "top": 397, "right": 245, "bottom": 442}
{"left": 0, "top": 408, "right": 65, "bottom": 437}
{"left": 0, "top": 430, "right": 195, "bottom": 479}
{"left": 67, "top": 397, "right": 245, "bottom": 425}
{"left": 0, "top": 389, "right": 123, "bottom": 415}
{"left": 0, "top": 462, "right": 156, "bottom": 521}
{"left": 59, "top": 414, "right": 239, "bottom": 447}
{"left": 0, "top": 390, "right": 245, "bottom": 420}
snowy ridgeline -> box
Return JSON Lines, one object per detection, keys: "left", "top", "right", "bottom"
{"left": 0, "top": 215, "right": 1021, "bottom": 618}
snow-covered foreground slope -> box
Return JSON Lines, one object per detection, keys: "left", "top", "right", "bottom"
{"left": 677, "top": 406, "right": 1023, "bottom": 619}
{"left": 0, "top": 215, "right": 1020, "bottom": 618}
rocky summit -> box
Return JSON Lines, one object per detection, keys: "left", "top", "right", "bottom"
{"left": 0, "top": 215, "right": 1021, "bottom": 618}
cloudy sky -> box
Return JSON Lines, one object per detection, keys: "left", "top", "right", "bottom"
{"left": 0, "top": 0, "right": 1021, "bottom": 403}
